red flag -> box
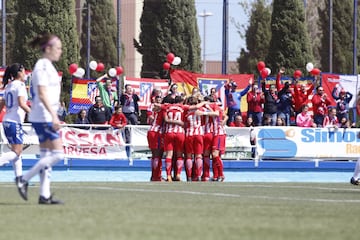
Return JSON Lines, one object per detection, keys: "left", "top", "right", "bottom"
{"left": 124, "top": 77, "right": 169, "bottom": 110}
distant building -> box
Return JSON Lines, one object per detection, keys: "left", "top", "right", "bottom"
{"left": 205, "top": 61, "right": 239, "bottom": 74}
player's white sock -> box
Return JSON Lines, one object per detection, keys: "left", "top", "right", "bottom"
{"left": 39, "top": 166, "right": 52, "bottom": 198}
{"left": 353, "top": 158, "right": 360, "bottom": 179}
{"left": 23, "top": 150, "right": 63, "bottom": 182}
{"left": 40, "top": 148, "right": 51, "bottom": 158}
{"left": 39, "top": 148, "right": 52, "bottom": 198}
{"left": 12, "top": 156, "right": 23, "bottom": 177}
{"left": 0, "top": 151, "right": 18, "bottom": 163}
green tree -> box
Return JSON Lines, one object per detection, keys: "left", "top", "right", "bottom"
{"left": 236, "top": 0, "right": 272, "bottom": 74}
{"left": 80, "top": 0, "right": 118, "bottom": 78}
{"left": 305, "top": 0, "right": 325, "bottom": 68}
{"left": 266, "top": 0, "right": 313, "bottom": 75}
{"left": 13, "top": 0, "right": 79, "bottom": 117}
{"left": 318, "top": 0, "right": 353, "bottom": 74}
{"left": 0, "top": 1, "right": 16, "bottom": 66}
{"left": 135, "top": 0, "right": 201, "bottom": 78}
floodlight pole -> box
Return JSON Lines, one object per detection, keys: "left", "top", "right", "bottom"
{"left": 86, "top": 2, "right": 91, "bottom": 79}
{"left": 329, "top": 0, "right": 333, "bottom": 73}
{"left": 222, "top": 0, "right": 229, "bottom": 74}
{"left": 2, "top": 0, "right": 6, "bottom": 67}
{"left": 198, "top": 10, "right": 213, "bottom": 74}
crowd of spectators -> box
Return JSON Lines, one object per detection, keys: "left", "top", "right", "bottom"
{"left": 62, "top": 67, "right": 356, "bottom": 131}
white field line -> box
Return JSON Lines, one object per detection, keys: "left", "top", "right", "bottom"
{"left": 1, "top": 183, "right": 360, "bottom": 203}
{"left": 132, "top": 182, "right": 360, "bottom": 192}
{"left": 79, "top": 186, "right": 360, "bottom": 203}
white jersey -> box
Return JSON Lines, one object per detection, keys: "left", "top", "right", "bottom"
{"left": 28, "top": 58, "right": 61, "bottom": 122}
{"left": 3, "top": 80, "right": 28, "bottom": 123}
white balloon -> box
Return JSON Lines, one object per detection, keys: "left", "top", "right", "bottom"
{"left": 89, "top": 60, "right": 98, "bottom": 70}
{"left": 73, "top": 67, "right": 85, "bottom": 78}
{"left": 306, "top": 62, "right": 314, "bottom": 72}
{"left": 172, "top": 56, "right": 182, "bottom": 66}
{"left": 108, "top": 68, "right": 117, "bottom": 77}
{"left": 265, "top": 67, "right": 271, "bottom": 76}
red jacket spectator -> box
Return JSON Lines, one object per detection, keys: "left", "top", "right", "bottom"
{"left": 229, "top": 122, "right": 245, "bottom": 127}
{"left": 109, "top": 106, "right": 127, "bottom": 128}
{"left": 311, "top": 88, "right": 332, "bottom": 116}
{"left": 229, "top": 115, "right": 245, "bottom": 127}
{"left": 247, "top": 85, "right": 264, "bottom": 113}
{"left": 294, "top": 82, "right": 314, "bottom": 113}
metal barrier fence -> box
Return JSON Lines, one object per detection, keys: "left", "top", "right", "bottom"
{"left": 0, "top": 123, "right": 255, "bottom": 164}
{"left": 1, "top": 123, "right": 357, "bottom": 165}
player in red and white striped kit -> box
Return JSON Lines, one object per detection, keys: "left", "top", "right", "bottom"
{"left": 147, "top": 96, "right": 164, "bottom": 181}
{"left": 201, "top": 96, "right": 220, "bottom": 181}
{"left": 211, "top": 102, "right": 227, "bottom": 181}
{"left": 184, "top": 96, "right": 205, "bottom": 181}
{"left": 163, "top": 96, "right": 187, "bottom": 181}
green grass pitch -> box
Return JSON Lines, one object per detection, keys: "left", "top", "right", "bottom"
{"left": 0, "top": 182, "right": 359, "bottom": 240}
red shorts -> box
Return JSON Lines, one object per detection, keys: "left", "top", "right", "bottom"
{"left": 212, "top": 134, "right": 226, "bottom": 154}
{"left": 203, "top": 133, "right": 213, "bottom": 152}
{"left": 164, "top": 132, "right": 185, "bottom": 152}
{"left": 185, "top": 135, "right": 203, "bottom": 155}
{"left": 147, "top": 131, "right": 163, "bottom": 150}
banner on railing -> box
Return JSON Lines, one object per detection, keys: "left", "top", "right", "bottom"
{"left": 256, "top": 126, "right": 360, "bottom": 159}
{"left": 128, "top": 125, "right": 253, "bottom": 160}
{"left": 2, "top": 124, "right": 358, "bottom": 161}
{"left": 0, "top": 126, "right": 127, "bottom": 159}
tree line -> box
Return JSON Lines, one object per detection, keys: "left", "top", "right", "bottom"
{"left": 0, "top": 0, "right": 358, "bottom": 100}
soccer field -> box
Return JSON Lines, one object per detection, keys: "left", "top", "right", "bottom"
{"left": 0, "top": 182, "right": 359, "bottom": 240}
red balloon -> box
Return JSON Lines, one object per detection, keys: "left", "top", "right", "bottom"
{"left": 294, "top": 70, "right": 302, "bottom": 78}
{"left": 163, "top": 62, "right": 171, "bottom": 70}
{"left": 260, "top": 68, "right": 268, "bottom": 79}
{"left": 257, "top": 61, "right": 266, "bottom": 72}
{"left": 166, "top": 53, "right": 175, "bottom": 63}
{"left": 69, "top": 63, "right": 78, "bottom": 75}
{"left": 96, "top": 62, "right": 105, "bottom": 72}
{"left": 116, "top": 66, "right": 123, "bottom": 75}
{"left": 310, "top": 68, "right": 321, "bottom": 75}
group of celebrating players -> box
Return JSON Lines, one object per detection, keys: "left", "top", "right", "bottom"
{"left": 147, "top": 87, "right": 227, "bottom": 182}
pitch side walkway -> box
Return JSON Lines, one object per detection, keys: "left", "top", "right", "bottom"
{"left": 0, "top": 168, "right": 353, "bottom": 183}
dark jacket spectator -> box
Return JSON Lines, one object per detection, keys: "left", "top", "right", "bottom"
{"left": 75, "top": 109, "right": 90, "bottom": 129}
{"left": 88, "top": 96, "right": 112, "bottom": 124}
{"left": 332, "top": 87, "right": 353, "bottom": 122}
{"left": 120, "top": 84, "right": 140, "bottom": 125}
{"left": 75, "top": 109, "right": 90, "bottom": 124}
{"left": 262, "top": 80, "right": 278, "bottom": 125}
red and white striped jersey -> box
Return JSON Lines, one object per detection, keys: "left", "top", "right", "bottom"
{"left": 203, "top": 103, "right": 218, "bottom": 134}
{"left": 148, "top": 105, "right": 164, "bottom": 133}
{"left": 163, "top": 104, "right": 187, "bottom": 134}
{"left": 203, "top": 115, "right": 214, "bottom": 134}
{"left": 213, "top": 105, "right": 226, "bottom": 136}
{"left": 184, "top": 109, "right": 204, "bottom": 136}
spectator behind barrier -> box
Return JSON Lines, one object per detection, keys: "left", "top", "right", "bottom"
{"left": 311, "top": 86, "right": 332, "bottom": 127}
{"left": 296, "top": 104, "right": 316, "bottom": 128}
{"left": 109, "top": 105, "right": 127, "bottom": 129}
{"left": 332, "top": 85, "right": 353, "bottom": 125}
{"left": 229, "top": 114, "right": 245, "bottom": 127}
{"left": 225, "top": 78, "right": 251, "bottom": 125}
{"left": 246, "top": 84, "right": 264, "bottom": 126}
{"left": 75, "top": 109, "right": 90, "bottom": 129}
{"left": 87, "top": 96, "right": 112, "bottom": 127}
{"left": 96, "top": 74, "right": 118, "bottom": 110}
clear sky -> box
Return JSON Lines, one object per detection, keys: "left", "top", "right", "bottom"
{"left": 195, "top": 0, "right": 248, "bottom": 61}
